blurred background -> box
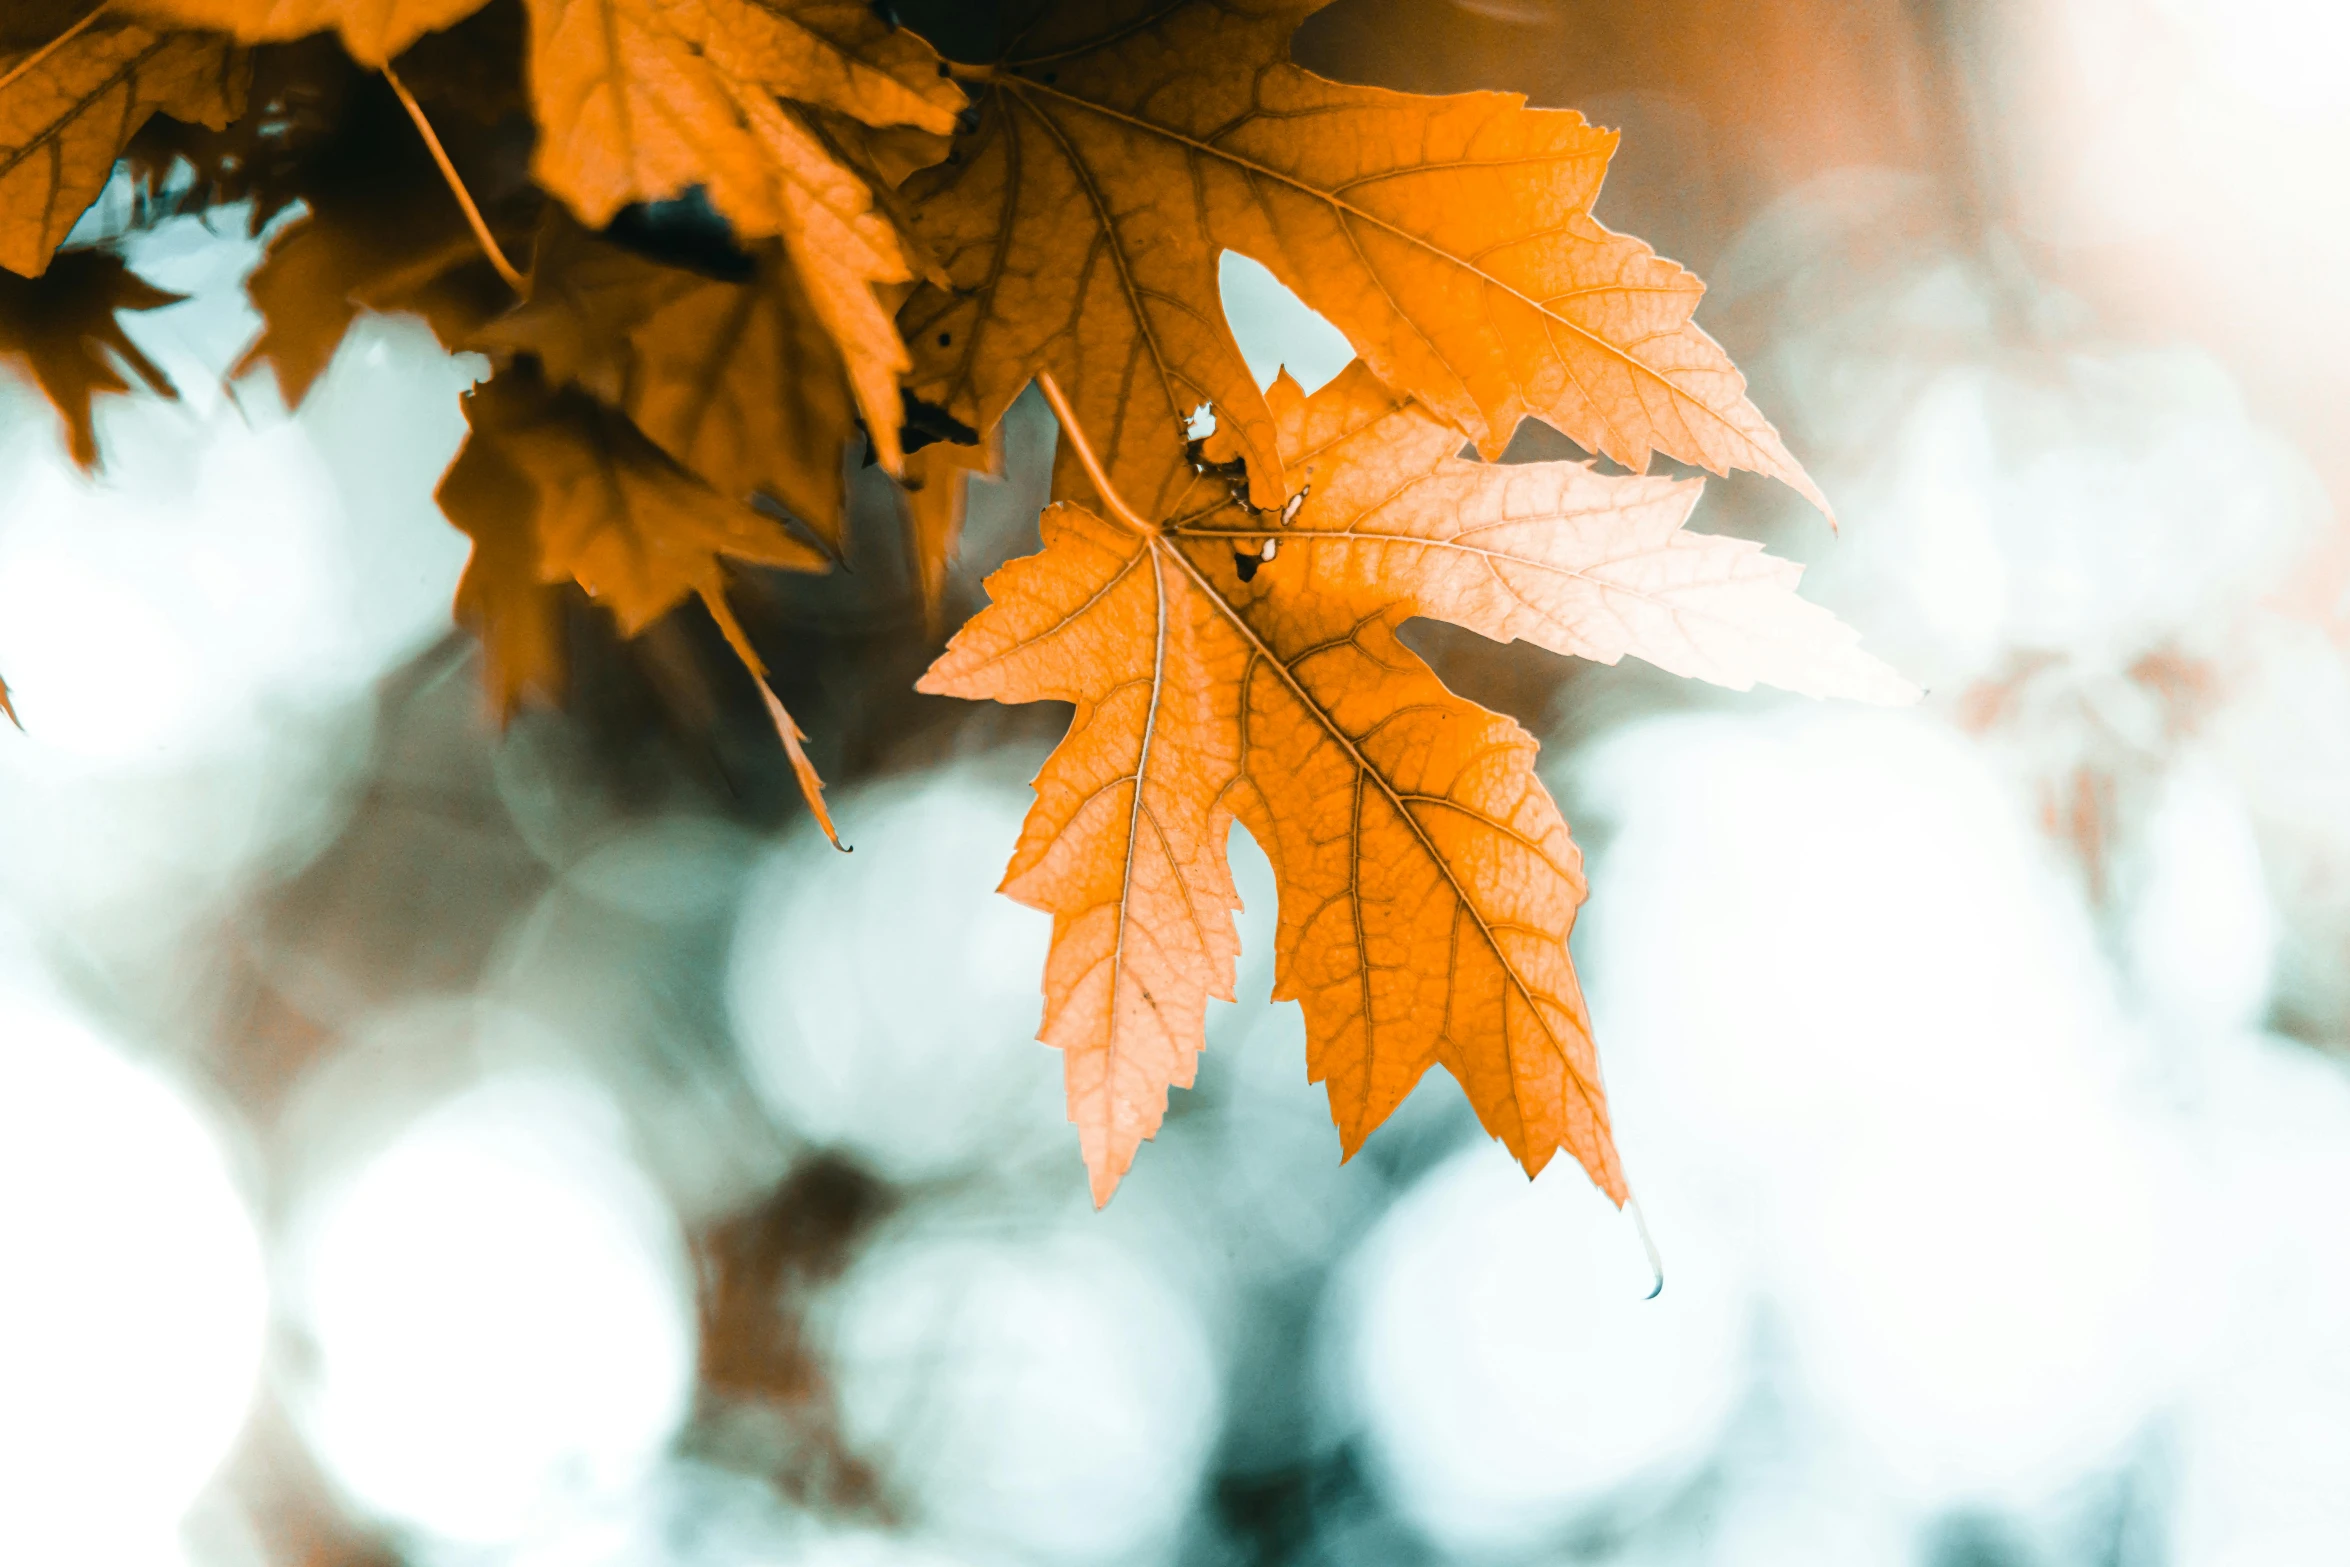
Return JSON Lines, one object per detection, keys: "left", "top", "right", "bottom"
{"left": 3, "top": 0, "right": 2349, "bottom": 1562}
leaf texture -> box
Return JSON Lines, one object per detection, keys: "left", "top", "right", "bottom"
{"left": 523, "top": 0, "right": 962, "bottom": 221}
{"left": 521, "top": 0, "right": 949, "bottom": 466}
{"left": 437, "top": 363, "right": 828, "bottom": 712}
{"left": 901, "top": 0, "right": 1824, "bottom": 522}
{"left": 705, "top": 90, "right": 917, "bottom": 470}
{"left": 924, "top": 494, "right": 1618, "bottom": 1206}
{"left": 477, "top": 215, "right": 858, "bottom": 544}
{"left": 1206, "top": 364, "right": 1916, "bottom": 701}
{"left": 923, "top": 359, "right": 1908, "bottom": 1201}
{"left": 123, "top": 0, "right": 490, "bottom": 66}
{"left": 0, "top": 18, "right": 243, "bottom": 276}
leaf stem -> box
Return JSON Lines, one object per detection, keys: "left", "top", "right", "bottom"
{"left": 381, "top": 61, "right": 525, "bottom": 293}
{"left": 697, "top": 584, "right": 849, "bottom": 852}
{"left": 0, "top": 4, "right": 108, "bottom": 100}
{"left": 1034, "top": 371, "right": 1155, "bottom": 536}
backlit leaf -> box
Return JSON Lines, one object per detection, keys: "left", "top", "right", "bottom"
{"left": 902, "top": 0, "right": 1825, "bottom": 521}
{"left": 0, "top": 16, "right": 243, "bottom": 277}
{"left": 921, "top": 363, "right": 1906, "bottom": 1202}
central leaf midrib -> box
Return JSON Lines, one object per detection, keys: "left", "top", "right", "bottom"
{"left": 1154, "top": 536, "right": 1607, "bottom": 1130}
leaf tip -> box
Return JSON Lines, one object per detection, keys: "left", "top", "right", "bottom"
{"left": 1086, "top": 1158, "right": 1124, "bottom": 1209}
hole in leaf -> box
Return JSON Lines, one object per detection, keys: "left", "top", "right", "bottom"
{"left": 1219, "top": 253, "right": 1351, "bottom": 393}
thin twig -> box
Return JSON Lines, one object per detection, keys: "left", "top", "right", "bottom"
{"left": 1034, "top": 371, "right": 1156, "bottom": 536}
{"left": 381, "top": 61, "right": 525, "bottom": 292}
{"left": 0, "top": 4, "right": 108, "bottom": 100}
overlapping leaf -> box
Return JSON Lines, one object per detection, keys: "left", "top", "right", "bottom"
{"left": 901, "top": 0, "right": 1823, "bottom": 525}
{"left": 0, "top": 248, "right": 185, "bottom": 469}
{"left": 0, "top": 0, "right": 1913, "bottom": 1211}
{"left": 125, "top": 0, "right": 490, "bottom": 66}
{"left": 520, "top": 0, "right": 962, "bottom": 465}
{"left": 522, "top": 0, "right": 960, "bottom": 230}
{"left": 477, "top": 214, "right": 859, "bottom": 543}
{"left": 185, "top": 33, "right": 537, "bottom": 406}
{"left": 0, "top": 14, "right": 243, "bottom": 276}
{"left": 238, "top": 176, "right": 506, "bottom": 405}
{"left": 437, "top": 361, "right": 828, "bottom": 713}
{"left": 896, "top": 429, "right": 998, "bottom": 632}
{"left": 923, "top": 364, "right": 1907, "bottom": 1202}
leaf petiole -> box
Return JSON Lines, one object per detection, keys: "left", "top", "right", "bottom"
{"left": 381, "top": 61, "right": 525, "bottom": 294}
{"left": 697, "top": 584, "right": 849, "bottom": 853}
{"left": 0, "top": 4, "right": 109, "bottom": 100}
{"left": 1033, "top": 370, "right": 1157, "bottom": 536}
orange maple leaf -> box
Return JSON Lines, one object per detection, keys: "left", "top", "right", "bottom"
{"left": 522, "top": 0, "right": 962, "bottom": 219}
{"left": 235, "top": 159, "right": 508, "bottom": 407}
{"left": 902, "top": 0, "right": 1824, "bottom": 526}
{"left": 0, "top": 12, "right": 244, "bottom": 277}
{"left": 921, "top": 364, "right": 1908, "bottom": 1204}
{"left": 477, "top": 214, "right": 859, "bottom": 546}
{"left": 437, "top": 361, "right": 829, "bottom": 716}
{"left": 521, "top": 0, "right": 960, "bottom": 467}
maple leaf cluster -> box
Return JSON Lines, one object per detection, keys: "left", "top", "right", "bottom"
{"left": 0, "top": 0, "right": 1912, "bottom": 1204}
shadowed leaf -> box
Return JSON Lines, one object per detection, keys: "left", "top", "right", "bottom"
{"left": 477, "top": 214, "right": 859, "bottom": 544}
{"left": 0, "top": 248, "right": 185, "bottom": 469}
{"left": 124, "top": 0, "right": 492, "bottom": 66}
{"left": 437, "top": 361, "right": 829, "bottom": 714}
